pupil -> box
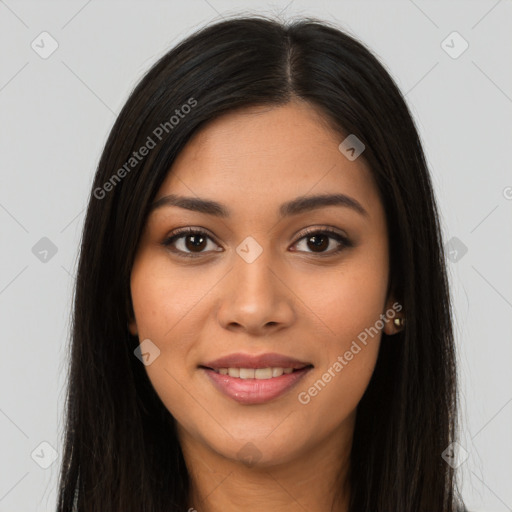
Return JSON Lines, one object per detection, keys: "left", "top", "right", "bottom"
{"left": 186, "top": 234, "right": 206, "bottom": 251}
{"left": 308, "top": 234, "right": 328, "bottom": 252}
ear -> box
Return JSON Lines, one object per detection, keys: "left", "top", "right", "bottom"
{"left": 127, "top": 304, "right": 138, "bottom": 336}
{"left": 128, "top": 317, "right": 138, "bottom": 336}
{"left": 382, "top": 293, "right": 405, "bottom": 336}
{"left": 126, "top": 295, "right": 138, "bottom": 336}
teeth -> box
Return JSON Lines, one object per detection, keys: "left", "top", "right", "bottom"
{"left": 215, "top": 367, "right": 299, "bottom": 379}
{"left": 227, "top": 368, "right": 240, "bottom": 378}
{"left": 272, "top": 367, "right": 283, "bottom": 377}
{"left": 240, "top": 368, "right": 254, "bottom": 379}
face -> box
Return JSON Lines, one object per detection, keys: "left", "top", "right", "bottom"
{"left": 128, "top": 99, "right": 400, "bottom": 470}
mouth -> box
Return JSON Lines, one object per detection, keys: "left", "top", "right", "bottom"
{"left": 199, "top": 364, "right": 313, "bottom": 380}
{"left": 199, "top": 363, "right": 314, "bottom": 405}
{"left": 200, "top": 352, "right": 313, "bottom": 373}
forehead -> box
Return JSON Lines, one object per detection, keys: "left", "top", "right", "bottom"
{"left": 155, "top": 100, "right": 383, "bottom": 223}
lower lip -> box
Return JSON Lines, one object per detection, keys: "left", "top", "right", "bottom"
{"left": 202, "top": 367, "right": 313, "bottom": 405}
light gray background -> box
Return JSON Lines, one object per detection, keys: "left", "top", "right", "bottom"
{"left": 0, "top": 1, "right": 511, "bottom": 510}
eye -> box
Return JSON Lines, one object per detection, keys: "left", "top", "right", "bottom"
{"left": 291, "top": 227, "right": 352, "bottom": 256}
{"left": 161, "top": 226, "right": 353, "bottom": 259}
{"left": 161, "top": 227, "right": 222, "bottom": 259}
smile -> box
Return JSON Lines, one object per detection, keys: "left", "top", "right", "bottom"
{"left": 201, "top": 365, "right": 313, "bottom": 405}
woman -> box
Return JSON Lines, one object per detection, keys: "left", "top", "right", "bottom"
{"left": 57, "top": 14, "right": 467, "bottom": 512}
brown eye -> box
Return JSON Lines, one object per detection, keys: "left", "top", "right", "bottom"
{"left": 162, "top": 228, "right": 222, "bottom": 258}
{"left": 183, "top": 233, "right": 207, "bottom": 252}
{"left": 162, "top": 226, "right": 352, "bottom": 259}
{"left": 305, "top": 233, "right": 330, "bottom": 252}
{"left": 292, "top": 228, "right": 352, "bottom": 255}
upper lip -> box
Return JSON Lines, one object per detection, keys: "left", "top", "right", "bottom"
{"left": 200, "top": 352, "right": 313, "bottom": 370}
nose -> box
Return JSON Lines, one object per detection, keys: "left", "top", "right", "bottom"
{"left": 215, "top": 247, "right": 296, "bottom": 336}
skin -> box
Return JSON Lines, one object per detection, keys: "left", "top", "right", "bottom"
{"left": 128, "top": 98, "right": 404, "bottom": 512}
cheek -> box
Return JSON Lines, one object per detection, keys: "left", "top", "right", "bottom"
{"left": 129, "top": 259, "right": 206, "bottom": 418}
{"left": 130, "top": 255, "right": 209, "bottom": 343}
{"left": 291, "top": 246, "right": 388, "bottom": 410}
{"left": 294, "top": 272, "right": 385, "bottom": 432}
{"left": 294, "top": 251, "right": 389, "bottom": 348}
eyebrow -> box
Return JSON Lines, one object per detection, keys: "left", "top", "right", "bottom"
{"left": 149, "top": 193, "right": 369, "bottom": 219}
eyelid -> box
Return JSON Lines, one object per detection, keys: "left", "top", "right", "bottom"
{"left": 161, "top": 226, "right": 222, "bottom": 259}
{"left": 293, "top": 225, "right": 351, "bottom": 245}
{"left": 164, "top": 226, "right": 220, "bottom": 244}
{"left": 290, "top": 225, "right": 353, "bottom": 256}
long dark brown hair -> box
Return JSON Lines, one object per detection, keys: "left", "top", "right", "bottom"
{"left": 57, "top": 14, "right": 465, "bottom": 511}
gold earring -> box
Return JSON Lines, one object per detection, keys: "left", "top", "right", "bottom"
{"left": 393, "top": 317, "right": 405, "bottom": 329}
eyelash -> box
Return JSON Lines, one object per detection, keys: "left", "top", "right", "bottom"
{"left": 161, "top": 226, "right": 353, "bottom": 259}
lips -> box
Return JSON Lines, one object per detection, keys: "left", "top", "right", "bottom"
{"left": 201, "top": 365, "right": 313, "bottom": 405}
{"left": 200, "top": 352, "right": 313, "bottom": 370}
{"left": 199, "top": 352, "right": 314, "bottom": 404}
